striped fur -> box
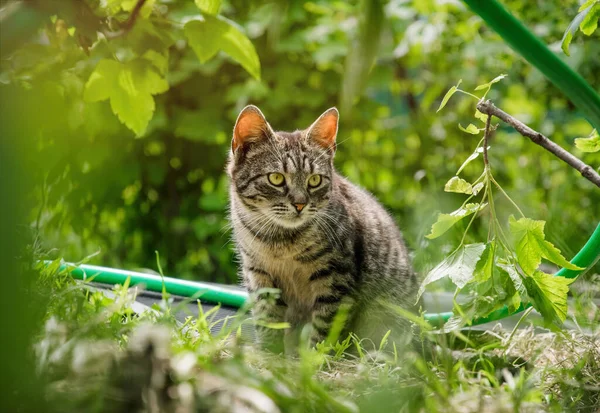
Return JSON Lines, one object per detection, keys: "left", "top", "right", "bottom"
{"left": 227, "top": 106, "right": 416, "bottom": 352}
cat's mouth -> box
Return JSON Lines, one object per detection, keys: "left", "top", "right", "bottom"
{"left": 271, "top": 211, "right": 311, "bottom": 229}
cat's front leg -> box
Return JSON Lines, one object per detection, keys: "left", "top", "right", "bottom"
{"left": 243, "top": 266, "right": 287, "bottom": 352}
{"left": 309, "top": 285, "right": 355, "bottom": 347}
{"left": 252, "top": 296, "right": 287, "bottom": 352}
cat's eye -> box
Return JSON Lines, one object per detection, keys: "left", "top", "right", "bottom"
{"left": 268, "top": 173, "right": 285, "bottom": 186}
{"left": 308, "top": 174, "right": 322, "bottom": 188}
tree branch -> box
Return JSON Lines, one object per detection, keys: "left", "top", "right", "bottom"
{"left": 477, "top": 99, "right": 600, "bottom": 189}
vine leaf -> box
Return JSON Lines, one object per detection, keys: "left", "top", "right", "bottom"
{"left": 473, "top": 242, "right": 495, "bottom": 283}
{"left": 561, "top": 3, "right": 595, "bottom": 55}
{"left": 444, "top": 176, "right": 483, "bottom": 195}
{"left": 473, "top": 74, "right": 507, "bottom": 92}
{"left": 426, "top": 203, "right": 487, "bottom": 240}
{"left": 575, "top": 128, "right": 600, "bottom": 152}
{"left": 195, "top": 0, "right": 222, "bottom": 15}
{"left": 417, "top": 243, "right": 486, "bottom": 300}
{"left": 508, "top": 216, "right": 583, "bottom": 276}
{"left": 580, "top": 3, "right": 600, "bottom": 35}
{"left": 142, "top": 50, "right": 169, "bottom": 75}
{"left": 458, "top": 123, "right": 480, "bottom": 135}
{"left": 523, "top": 270, "right": 574, "bottom": 324}
{"left": 474, "top": 109, "right": 487, "bottom": 123}
{"left": 184, "top": 16, "right": 261, "bottom": 80}
{"left": 84, "top": 59, "right": 168, "bottom": 136}
{"left": 437, "top": 79, "right": 462, "bottom": 113}
{"left": 456, "top": 147, "right": 485, "bottom": 175}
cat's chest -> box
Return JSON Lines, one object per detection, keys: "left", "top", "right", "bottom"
{"left": 250, "top": 248, "right": 322, "bottom": 310}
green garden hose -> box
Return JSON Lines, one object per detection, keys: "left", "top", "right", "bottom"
{"left": 58, "top": 221, "right": 600, "bottom": 327}
{"left": 61, "top": 263, "right": 247, "bottom": 308}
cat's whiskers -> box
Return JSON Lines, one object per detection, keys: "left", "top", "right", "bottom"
{"left": 313, "top": 213, "right": 343, "bottom": 250}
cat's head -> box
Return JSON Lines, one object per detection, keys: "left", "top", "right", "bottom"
{"left": 228, "top": 105, "right": 338, "bottom": 229}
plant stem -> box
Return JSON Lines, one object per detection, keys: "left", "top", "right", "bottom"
{"left": 490, "top": 175, "right": 526, "bottom": 218}
{"left": 456, "top": 89, "right": 481, "bottom": 101}
{"left": 477, "top": 99, "right": 600, "bottom": 189}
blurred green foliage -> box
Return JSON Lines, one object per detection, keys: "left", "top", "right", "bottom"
{"left": 1, "top": 0, "right": 599, "bottom": 283}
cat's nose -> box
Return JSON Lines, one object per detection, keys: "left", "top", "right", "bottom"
{"left": 293, "top": 203, "right": 306, "bottom": 213}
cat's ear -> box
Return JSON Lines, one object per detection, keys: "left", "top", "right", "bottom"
{"left": 232, "top": 105, "right": 273, "bottom": 153}
{"left": 306, "top": 107, "right": 338, "bottom": 152}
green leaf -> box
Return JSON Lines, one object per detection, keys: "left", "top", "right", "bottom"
{"left": 426, "top": 203, "right": 487, "bottom": 239}
{"left": 458, "top": 123, "right": 480, "bottom": 135}
{"left": 195, "top": 0, "right": 222, "bottom": 15}
{"left": 496, "top": 260, "right": 526, "bottom": 297}
{"left": 184, "top": 16, "right": 261, "bottom": 80}
{"left": 561, "top": 5, "right": 593, "bottom": 55}
{"left": 474, "top": 74, "right": 507, "bottom": 91}
{"left": 580, "top": 3, "right": 600, "bottom": 35}
{"left": 561, "top": 30, "right": 574, "bottom": 56}
{"left": 121, "top": 0, "right": 155, "bottom": 18}
{"left": 509, "top": 216, "right": 583, "bottom": 276}
{"left": 523, "top": 270, "right": 574, "bottom": 324}
{"left": 417, "top": 243, "right": 486, "bottom": 299}
{"left": 444, "top": 176, "right": 482, "bottom": 195}
{"left": 579, "top": 0, "right": 597, "bottom": 12}
{"left": 84, "top": 59, "right": 168, "bottom": 136}
{"left": 456, "top": 147, "right": 483, "bottom": 175}
{"left": 473, "top": 241, "right": 495, "bottom": 283}
{"left": 575, "top": 129, "right": 600, "bottom": 152}
{"left": 474, "top": 109, "right": 488, "bottom": 123}
{"left": 437, "top": 79, "right": 462, "bottom": 113}
{"left": 83, "top": 59, "right": 120, "bottom": 102}
{"left": 142, "top": 49, "right": 168, "bottom": 75}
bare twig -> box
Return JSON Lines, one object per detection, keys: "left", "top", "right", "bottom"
{"left": 477, "top": 99, "right": 600, "bottom": 189}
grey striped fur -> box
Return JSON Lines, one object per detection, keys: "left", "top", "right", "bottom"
{"left": 227, "top": 105, "right": 416, "bottom": 352}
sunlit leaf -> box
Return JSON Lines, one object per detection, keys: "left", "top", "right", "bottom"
{"left": 436, "top": 79, "right": 462, "bottom": 113}
{"left": 195, "top": 0, "right": 222, "bottom": 15}
{"left": 456, "top": 148, "right": 481, "bottom": 175}
{"left": 426, "top": 203, "right": 487, "bottom": 239}
{"left": 580, "top": 3, "right": 600, "bottom": 35}
{"left": 121, "top": 0, "right": 156, "bottom": 18}
{"left": 579, "top": 0, "right": 597, "bottom": 12}
{"left": 184, "top": 16, "right": 261, "bottom": 80}
{"left": 561, "top": 4, "right": 593, "bottom": 55}
{"left": 474, "top": 74, "right": 507, "bottom": 91}
{"left": 474, "top": 109, "right": 488, "bottom": 123}
{"left": 84, "top": 59, "right": 168, "bottom": 136}
{"left": 574, "top": 129, "right": 600, "bottom": 152}
{"left": 509, "top": 216, "right": 583, "bottom": 276}
{"left": 523, "top": 270, "right": 574, "bottom": 324}
{"left": 417, "top": 243, "right": 486, "bottom": 300}
{"left": 444, "top": 176, "right": 480, "bottom": 194}
{"left": 458, "top": 123, "right": 480, "bottom": 135}
{"left": 142, "top": 49, "right": 169, "bottom": 75}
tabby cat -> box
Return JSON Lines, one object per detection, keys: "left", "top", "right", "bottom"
{"left": 227, "top": 105, "right": 416, "bottom": 352}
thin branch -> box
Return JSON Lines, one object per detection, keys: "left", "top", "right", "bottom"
{"left": 104, "top": 0, "right": 148, "bottom": 39}
{"left": 477, "top": 99, "right": 600, "bottom": 189}
{"left": 483, "top": 113, "right": 492, "bottom": 168}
